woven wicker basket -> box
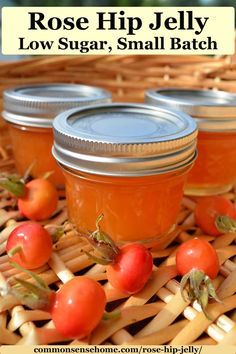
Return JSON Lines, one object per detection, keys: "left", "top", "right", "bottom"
{"left": 0, "top": 54, "right": 236, "bottom": 346}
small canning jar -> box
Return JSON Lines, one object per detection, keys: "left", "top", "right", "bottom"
{"left": 146, "top": 89, "right": 236, "bottom": 196}
{"left": 2, "top": 84, "right": 111, "bottom": 187}
{"left": 53, "top": 103, "right": 197, "bottom": 247}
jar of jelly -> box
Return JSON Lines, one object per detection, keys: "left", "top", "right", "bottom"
{"left": 53, "top": 103, "right": 197, "bottom": 247}
{"left": 145, "top": 89, "right": 236, "bottom": 196}
{"left": 2, "top": 84, "right": 111, "bottom": 187}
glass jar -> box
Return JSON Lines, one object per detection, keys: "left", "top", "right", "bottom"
{"left": 53, "top": 103, "right": 197, "bottom": 247}
{"left": 2, "top": 84, "right": 111, "bottom": 188}
{"left": 0, "top": 99, "right": 10, "bottom": 151}
{"left": 145, "top": 89, "right": 236, "bottom": 196}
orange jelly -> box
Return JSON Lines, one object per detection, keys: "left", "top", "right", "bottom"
{"left": 53, "top": 103, "right": 197, "bottom": 246}
{"left": 64, "top": 167, "right": 192, "bottom": 246}
{"left": 186, "top": 131, "right": 236, "bottom": 195}
{"left": 3, "top": 84, "right": 111, "bottom": 187}
{"left": 8, "top": 124, "right": 64, "bottom": 186}
{"left": 146, "top": 89, "right": 236, "bottom": 196}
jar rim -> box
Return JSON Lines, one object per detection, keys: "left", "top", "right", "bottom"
{"left": 195, "top": 117, "right": 236, "bottom": 132}
{"left": 59, "top": 152, "right": 197, "bottom": 178}
{"left": 52, "top": 102, "right": 198, "bottom": 176}
{"left": 3, "top": 83, "right": 111, "bottom": 128}
{"left": 145, "top": 88, "right": 236, "bottom": 119}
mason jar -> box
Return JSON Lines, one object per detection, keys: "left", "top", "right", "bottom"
{"left": 145, "top": 88, "right": 236, "bottom": 196}
{"left": 53, "top": 103, "right": 197, "bottom": 247}
{"left": 2, "top": 84, "right": 111, "bottom": 187}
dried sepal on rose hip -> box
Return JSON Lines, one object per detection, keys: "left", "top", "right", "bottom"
{"left": 0, "top": 173, "right": 25, "bottom": 197}
{"left": 215, "top": 215, "right": 236, "bottom": 234}
{"left": 194, "top": 196, "right": 236, "bottom": 236}
{"left": 7, "top": 262, "right": 107, "bottom": 339}
{"left": 7, "top": 262, "right": 54, "bottom": 311}
{"left": 176, "top": 238, "right": 221, "bottom": 319}
{"left": 0, "top": 172, "right": 58, "bottom": 221}
{"left": 81, "top": 214, "right": 153, "bottom": 295}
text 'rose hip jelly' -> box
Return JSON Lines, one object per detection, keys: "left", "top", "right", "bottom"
{"left": 2, "top": 84, "right": 111, "bottom": 187}
{"left": 53, "top": 103, "right": 197, "bottom": 247}
{"left": 146, "top": 88, "right": 236, "bottom": 196}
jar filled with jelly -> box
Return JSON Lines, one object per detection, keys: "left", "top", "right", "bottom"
{"left": 53, "top": 103, "right": 197, "bottom": 247}
{"left": 146, "top": 88, "right": 236, "bottom": 196}
{"left": 3, "top": 84, "right": 111, "bottom": 187}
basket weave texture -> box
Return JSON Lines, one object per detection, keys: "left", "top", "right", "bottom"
{"left": 0, "top": 55, "right": 236, "bottom": 346}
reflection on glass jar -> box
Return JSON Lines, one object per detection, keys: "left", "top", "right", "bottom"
{"left": 8, "top": 124, "right": 64, "bottom": 185}
{"left": 53, "top": 103, "right": 197, "bottom": 247}
{"left": 3, "top": 84, "right": 111, "bottom": 187}
{"left": 146, "top": 88, "right": 236, "bottom": 196}
{"left": 63, "top": 166, "right": 193, "bottom": 247}
{"left": 186, "top": 130, "right": 236, "bottom": 195}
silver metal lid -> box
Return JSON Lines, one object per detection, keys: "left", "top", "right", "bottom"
{"left": 3, "top": 84, "right": 112, "bottom": 128}
{"left": 145, "top": 88, "right": 236, "bottom": 132}
{"left": 52, "top": 103, "right": 197, "bottom": 176}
